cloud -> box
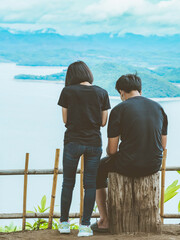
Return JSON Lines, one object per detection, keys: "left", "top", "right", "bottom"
{"left": 0, "top": 0, "right": 179, "bottom": 35}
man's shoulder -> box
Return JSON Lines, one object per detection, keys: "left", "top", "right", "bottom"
{"left": 111, "top": 102, "right": 125, "bottom": 114}
{"left": 111, "top": 96, "right": 162, "bottom": 112}
{"left": 127, "top": 96, "right": 161, "bottom": 107}
{"left": 140, "top": 96, "right": 162, "bottom": 108}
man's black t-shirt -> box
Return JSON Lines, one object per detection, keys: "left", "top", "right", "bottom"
{"left": 58, "top": 84, "right": 111, "bottom": 147}
{"left": 108, "top": 96, "right": 168, "bottom": 177}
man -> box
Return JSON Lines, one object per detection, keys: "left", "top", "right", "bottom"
{"left": 91, "top": 74, "right": 168, "bottom": 232}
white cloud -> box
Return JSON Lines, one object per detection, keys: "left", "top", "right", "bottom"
{"left": 0, "top": 0, "right": 179, "bottom": 35}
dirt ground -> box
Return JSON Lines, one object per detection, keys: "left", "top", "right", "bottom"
{"left": 1, "top": 225, "right": 180, "bottom": 240}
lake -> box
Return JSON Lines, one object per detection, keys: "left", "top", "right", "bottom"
{"left": 0, "top": 63, "right": 180, "bottom": 227}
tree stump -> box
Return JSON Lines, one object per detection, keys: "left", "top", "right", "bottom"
{"left": 108, "top": 172, "right": 161, "bottom": 234}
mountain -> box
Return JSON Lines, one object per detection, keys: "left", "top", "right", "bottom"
{"left": 1, "top": 27, "right": 180, "bottom": 97}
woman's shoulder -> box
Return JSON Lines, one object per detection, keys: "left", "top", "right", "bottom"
{"left": 61, "top": 85, "right": 77, "bottom": 93}
{"left": 93, "top": 85, "right": 109, "bottom": 95}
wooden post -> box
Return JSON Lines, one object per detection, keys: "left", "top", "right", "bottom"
{"left": 22, "top": 153, "right": 29, "bottom": 230}
{"left": 160, "top": 149, "right": 167, "bottom": 224}
{"left": 48, "top": 149, "right": 60, "bottom": 229}
{"left": 108, "top": 172, "right": 161, "bottom": 234}
{"left": 79, "top": 155, "right": 84, "bottom": 224}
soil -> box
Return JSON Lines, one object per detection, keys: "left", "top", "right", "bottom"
{"left": 1, "top": 225, "right": 180, "bottom": 240}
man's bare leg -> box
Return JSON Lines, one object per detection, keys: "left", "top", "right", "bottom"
{"left": 96, "top": 188, "right": 109, "bottom": 228}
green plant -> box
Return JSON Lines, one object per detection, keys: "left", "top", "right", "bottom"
{"left": 0, "top": 222, "right": 21, "bottom": 232}
{"left": 69, "top": 219, "right": 79, "bottom": 230}
{"left": 163, "top": 180, "right": 180, "bottom": 204}
{"left": 160, "top": 171, "right": 180, "bottom": 212}
{"left": 26, "top": 195, "right": 59, "bottom": 230}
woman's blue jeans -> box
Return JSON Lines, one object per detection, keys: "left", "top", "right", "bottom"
{"left": 60, "top": 142, "right": 102, "bottom": 226}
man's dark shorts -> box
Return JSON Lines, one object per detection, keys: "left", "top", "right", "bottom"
{"left": 96, "top": 155, "right": 118, "bottom": 189}
{"left": 96, "top": 154, "right": 160, "bottom": 189}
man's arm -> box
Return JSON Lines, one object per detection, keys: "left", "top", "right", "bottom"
{"left": 101, "top": 110, "right": 108, "bottom": 127}
{"left": 162, "top": 135, "right": 167, "bottom": 150}
{"left": 106, "top": 136, "right": 119, "bottom": 155}
{"left": 62, "top": 107, "right": 67, "bottom": 124}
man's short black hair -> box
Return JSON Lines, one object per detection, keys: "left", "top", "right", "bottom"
{"left": 65, "top": 61, "right": 93, "bottom": 86}
{"left": 115, "top": 74, "right": 142, "bottom": 93}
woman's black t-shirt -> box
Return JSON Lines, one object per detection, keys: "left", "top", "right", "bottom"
{"left": 58, "top": 84, "right": 111, "bottom": 147}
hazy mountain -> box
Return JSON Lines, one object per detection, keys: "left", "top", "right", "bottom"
{"left": 1, "top": 27, "right": 180, "bottom": 97}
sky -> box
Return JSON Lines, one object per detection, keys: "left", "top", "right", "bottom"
{"left": 0, "top": 0, "right": 180, "bottom": 36}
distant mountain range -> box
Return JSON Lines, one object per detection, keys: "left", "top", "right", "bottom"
{"left": 1, "top": 27, "right": 180, "bottom": 97}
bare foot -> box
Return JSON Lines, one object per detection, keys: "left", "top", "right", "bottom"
{"left": 97, "top": 218, "right": 109, "bottom": 229}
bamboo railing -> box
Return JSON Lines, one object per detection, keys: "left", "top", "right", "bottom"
{"left": 0, "top": 148, "right": 180, "bottom": 229}
{"left": 1, "top": 166, "right": 180, "bottom": 176}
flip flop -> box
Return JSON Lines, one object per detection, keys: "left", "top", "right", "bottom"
{"left": 90, "top": 222, "right": 109, "bottom": 233}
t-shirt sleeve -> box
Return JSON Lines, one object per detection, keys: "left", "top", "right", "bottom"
{"left": 108, "top": 107, "right": 121, "bottom": 138}
{"left": 161, "top": 108, "right": 168, "bottom": 135}
{"left": 102, "top": 91, "right": 111, "bottom": 111}
{"left": 57, "top": 88, "right": 68, "bottom": 108}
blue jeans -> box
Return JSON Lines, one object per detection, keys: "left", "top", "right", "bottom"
{"left": 60, "top": 142, "right": 102, "bottom": 225}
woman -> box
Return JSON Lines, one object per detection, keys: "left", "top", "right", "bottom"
{"left": 57, "top": 61, "right": 110, "bottom": 237}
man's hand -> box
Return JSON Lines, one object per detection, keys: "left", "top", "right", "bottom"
{"left": 106, "top": 136, "right": 119, "bottom": 155}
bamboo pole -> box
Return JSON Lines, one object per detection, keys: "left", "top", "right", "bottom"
{"left": 79, "top": 155, "right": 84, "bottom": 224}
{"left": 2, "top": 212, "right": 180, "bottom": 220}
{"left": 0, "top": 169, "right": 80, "bottom": 175}
{"left": 1, "top": 166, "right": 180, "bottom": 175}
{"left": 22, "top": 153, "right": 29, "bottom": 230}
{"left": 0, "top": 212, "right": 100, "bottom": 219}
{"left": 160, "top": 149, "right": 167, "bottom": 224}
{"left": 48, "top": 149, "right": 60, "bottom": 229}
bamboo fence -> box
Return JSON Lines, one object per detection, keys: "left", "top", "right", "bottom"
{"left": 22, "top": 153, "right": 29, "bottom": 230}
{"left": 48, "top": 149, "right": 60, "bottom": 229}
{"left": 160, "top": 149, "right": 167, "bottom": 223}
{"left": 0, "top": 148, "right": 179, "bottom": 230}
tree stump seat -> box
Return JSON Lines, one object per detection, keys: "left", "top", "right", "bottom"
{"left": 108, "top": 172, "right": 161, "bottom": 234}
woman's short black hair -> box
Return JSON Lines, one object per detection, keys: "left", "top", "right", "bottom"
{"left": 65, "top": 61, "right": 94, "bottom": 86}
{"left": 115, "top": 73, "right": 142, "bottom": 93}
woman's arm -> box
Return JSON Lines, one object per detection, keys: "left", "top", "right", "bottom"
{"left": 101, "top": 110, "right": 108, "bottom": 127}
{"left": 62, "top": 107, "right": 67, "bottom": 124}
{"left": 162, "top": 135, "right": 167, "bottom": 150}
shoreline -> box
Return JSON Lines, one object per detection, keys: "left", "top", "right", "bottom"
{"left": 110, "top": 96, "right": 180, "bottom": 102}
{"left": 1, "top": 62, "right": 180, "bottom": 102}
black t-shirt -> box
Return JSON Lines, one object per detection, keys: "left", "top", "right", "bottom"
{"left": 58, "top": 84, "right": 111, "bottom": 146}
{"left": 108, "top": 96, "right": 168, "bottom": 177}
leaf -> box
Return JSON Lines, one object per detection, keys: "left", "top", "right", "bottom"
{"left": 43, "top": 207, "right": 50, "bottom": 212}
{"left": 41, "top": 195, "right": 46, "bottom": 211}
{"left": 164, "top": 191, "right": 178, "bottom": 203}
{"left": 54, "top": 218, "right": 59, "bottom": 223}
{"left": 178, "top": 201, "right": 180, "bottom": 212}
{"left": 25, "top": 222, "right": 33, "bottom": 228}
{"left": 34, "top": 207, "right": 37, "bottom": 212}
{"left": 165, "top": 180, "right": 178, "bottom": 193}
{"left": 27, "top": 210, "right": 35, "bottom": 213}
{"left": 177, "top": 171, "right": 180, "bottom": 174}
{"left": 165, "top": 185, "right": 180, "bottom": 195}
{"left": 38, "top": 205, "right": 42, "bottom": 213}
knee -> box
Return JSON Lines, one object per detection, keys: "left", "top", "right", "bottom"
{"left": 62, "top": 178, "right": 75, "bottom": 190}
{"left": 83, "top": 178, "right": 96, "bottom": 189}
